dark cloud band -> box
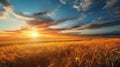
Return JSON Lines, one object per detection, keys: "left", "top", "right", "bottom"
{"left": 77, "top": 20, "right": 120, "bottom": 30}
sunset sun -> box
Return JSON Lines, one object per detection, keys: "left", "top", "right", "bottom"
{"left": 30, "top": 32, "right": 39, "bottom": 37}
{"left": 22, "top": 30, "right": 40, "bottom": 38}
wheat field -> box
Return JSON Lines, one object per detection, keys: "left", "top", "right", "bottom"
{"left": 0, "top": 38, "right": 120, "bottom": 67}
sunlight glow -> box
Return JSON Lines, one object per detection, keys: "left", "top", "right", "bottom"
{"left": 30, "top": 32, "right": 39, "bottom": 37}
{"left": 23, "top": 30, "right": 40, "bottom": 38}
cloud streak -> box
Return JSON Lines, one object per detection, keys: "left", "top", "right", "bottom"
{"left": 60, "top": 0, "right": 94, "bottom": 11}
{"left": 0, "top": 9, "right": 8, "bottom": 19}
{"left": 0, "top": 0, "right": 13, "bottom": 12}
{"left": 0, "top": 0, "right": 47, "bottom": 20}
{"left": 104, "top": 0, "right": 118, "bottom": 8}
{"left": 76, "top": 20, "right": 120, "bottom": 30}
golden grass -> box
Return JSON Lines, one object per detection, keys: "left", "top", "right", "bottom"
{"left": 0, "top": 38, "right": 120, "bottom": 67}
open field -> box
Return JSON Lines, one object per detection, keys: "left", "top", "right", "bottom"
{"left": 0, "top": 38, "right": 120, "bottom": 67}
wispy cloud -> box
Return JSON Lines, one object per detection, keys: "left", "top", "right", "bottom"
{"left": 59, "top": 0, "right": 67, "bottom": 5}
{"left": 0, "top": 9, "right": 8, "bottom": 19}
{"left": 104, "top": 0, "right": 118, "bottom": 8}
{"left": 46, "top": 4, "right": 61, "bottom": 17}
{"left": 0, "top": 0, "right": 47, "bottom": 20}
{"left": 60, "top": 0, "right": 94, "bottom": 11}
{"left": 0, "top": 0, "right": 13, "bottom": 12}
{"left": 82, "top": 0, "right": 93, "bottom": 10}
{"left": 76, "top": 20, "right": 120, "bottom": 30}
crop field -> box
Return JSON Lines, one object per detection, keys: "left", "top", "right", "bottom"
{"left": 0, "top": 38, "right": 120, "bottom": 67}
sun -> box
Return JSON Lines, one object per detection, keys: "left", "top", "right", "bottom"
{"left": 30, "top": 32, "right": 39, "bottom": 37}
{"left": 23, "top": 30, "right": 40, "bottom": 38}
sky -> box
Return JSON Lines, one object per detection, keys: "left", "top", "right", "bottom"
{"left": 0, "top": 0, "right": 120, "bottom": 37}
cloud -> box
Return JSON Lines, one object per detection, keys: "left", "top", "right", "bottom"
{"left": 26, "top": 18, "right": 53, "bottom": 28}
{"left": 0, "top": 0, "right": 13, "bottom": 11}
{"left": 77, "top": 20, "right": 120, "bottom": 30}
{"left": 10, "top": 11, "right": 47, "bottom": 20}
{"left": 26, "top": 16, "right": 83, "bottom": 30}
{"left": 49, "top": 13, "right": 87, "bottom": 30}
{"left": 0, "top": 9, "right": 8, "bottom": 19}
{"left": 60, "top": 0, "right": 119, "bottom": 11}
{"left": 46, "top": 12, "right": 55, "bottom": 17}
{"left": 78, "top": 13, "right": 87, "bottom": 20}
{"left": 59, "top": 0, "right": 67, "bottom": 5}
{"left": 103, "top": 31, "right": 120, "bottom": 36}
{"left": 104, "top": 0, "right": 118, "bottom": 8}
{"left": 0, "top": 0, "right": 12, "bottom": 19}
{"left": 59, "top": 0, "right": 94, "bottom": 11}
{"left": 46, "top": 4, "right": 61, "bottom": 17}
{"left": 115, "top": 10, "right": 120, "bottom": 15}
{"left": 61, "top": 20, "right": 120, "bottom": 35}
{"left": 0, "top": 0, "right": 10, "bottom": 7}
{"left": 83, "top": 31, "right": 120, "bottom": 37}
{"left": 0, "top": 0, "right": 48, "bottom": 20}
{"left": 81, "top": 0, "right": 93, "bottom": 10}
{"left": 10, "top": 12, "right": 35, "bottom": 20}
{"left": 73, "top": 4, "right": 81, "bottom": 11}
{"left": 22, "top": 12, "right": 32, "bottom": 15}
